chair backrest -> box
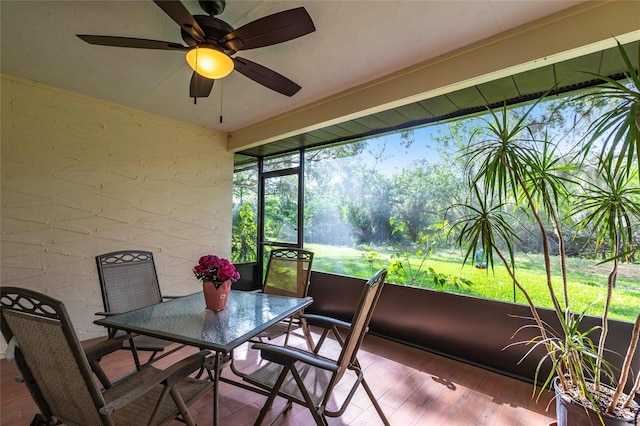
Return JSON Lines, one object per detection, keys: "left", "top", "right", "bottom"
{"left": 335, "top": 269, "right": 387, "bottom": 382}
{"left": 96, "top": 250, "right": 162, "bottom": 314}
{"left": 262, "top": 248, "right": 314, "bottom": 298}
{"left": 0, "top": 287, "right": 107, "bottom": 425}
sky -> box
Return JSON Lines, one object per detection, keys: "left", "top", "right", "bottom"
{"left": 359, "top": 125, "right": 446, "bottom": 176}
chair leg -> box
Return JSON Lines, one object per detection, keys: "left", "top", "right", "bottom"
{"left": 29, "top": 414, "right": 47, "bottom": 426}
{"left": 313, "top": 329, "right": 331, "bottom": 354}
{"left": 147, "top": 385, "right": 171, "bottom": 426}
{"left": 127, "top": 338, "right": 142, "bottom": 370}
{"left": 360, "top": 377, "right": 390, "bottom": 426}
{"left": 280, "top": 317, "right": 291, "bottom": 347}
{"left": 170, "top": 386, "right": 197, "bottom": 426}
{"left": 254, "top": 365, "right": 292, "bottom": 426}
{"left": 301, "top": 319, "right": 315, "bottom": 351}
{"left": 89, "top": 359, "right": 112, "bottom": 389}
{"left": 289, "top": 367, "right": 328, "bottom": 426}
{"left": 349, "top": 359, "right": 390, "bottom": 425}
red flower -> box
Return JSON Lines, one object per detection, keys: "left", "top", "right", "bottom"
{"left": 218, "top": 263, "right": 240, "bottom": 282}
{"left": 193, "top": 254, "right": 240, "bottom": 289}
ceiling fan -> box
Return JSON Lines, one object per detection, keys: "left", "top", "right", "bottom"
{"left": 77, "top": 0, "right": 315, "bottom": 101}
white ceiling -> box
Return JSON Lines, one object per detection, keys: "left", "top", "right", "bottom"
{"left": 1, "top": 1, "right": 585, "bottom": 134}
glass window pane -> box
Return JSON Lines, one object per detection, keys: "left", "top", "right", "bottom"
{"left": 300, "top": 93, "right": 640, "bottom": 322}
{"left": 232, "top": 160, "right": 258, "bottom": 263}
{"left": 264, "top": 174, "right": 298, "bottom": 244}
{"left": 263, "top": 152, "right": 300, "bottom": 172}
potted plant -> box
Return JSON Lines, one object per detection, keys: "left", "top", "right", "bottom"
{"left": 452, "top": 40, "right": 640, "bottom": 425}
{"left": 194, "top": 254, "right": 240, "bottom": 311}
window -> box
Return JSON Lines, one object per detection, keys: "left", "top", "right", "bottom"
{"left": 233, "top": 92, "right": 640, "bottom": 322}
{"left": 232, "top": 160, "right": 258, "bottom": 263}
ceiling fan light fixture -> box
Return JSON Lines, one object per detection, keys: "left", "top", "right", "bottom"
{"left": 186, "top": 46, "right": 234, "bottom": 79}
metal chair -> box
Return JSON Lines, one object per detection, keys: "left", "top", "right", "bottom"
{"left": 244, "top": 269, "right": 389, "bottom": 426}
{"left": 256, "top": 248, "right": 314, "bottom": 348}
{"left": 95, "top": 250, "right": 177, "bottom": 368}
{"left": 0, "top": 286, "right": 213, "bottom": 426}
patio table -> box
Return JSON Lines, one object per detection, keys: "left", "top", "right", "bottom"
{"left": 95, "top": 290, "right": 313, "bottom": 426}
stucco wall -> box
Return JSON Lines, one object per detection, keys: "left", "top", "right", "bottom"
{"left": 1, "top": 74, "right": 233, "bottom": 355}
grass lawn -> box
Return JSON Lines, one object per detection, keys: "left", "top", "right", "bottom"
{"left": 306, "top": 243, "right": 640, "bottom": 323}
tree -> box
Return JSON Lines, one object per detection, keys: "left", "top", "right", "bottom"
{"left": 390, "top": 160, "right": 462, "bottom": 243}
{"left": 304, "top": 144, "right": 363, "bottom": 245}
{"left": 263, "top": 174, "right": 298, "bottom": 242}
{"left": 232, "top": 201, "right": 257, "bottom": 262}
{"left": 232, "top": 163, "right": 258, "bottom": 262}
{"left": 341, "top": 167, "right": 393, "bottom": 245}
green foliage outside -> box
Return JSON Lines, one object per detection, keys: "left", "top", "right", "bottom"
{"left": 232, "top": 165, "right": 258, "bottom": 263}
{"left": 232, "top": 78, "right": 640, "bottom": 326}
{"left": 231, "top": 201, "right": 257, "bottom": 263}
{"left": 306, "top": 242, "right": 640, "bottom": 323}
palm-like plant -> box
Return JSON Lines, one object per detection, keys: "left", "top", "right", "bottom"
{"left": 453, "top": 94, "right": 640, "bottom": 423}
{"left": 583, "top": 40, "right": 640, "bottom": 176}
{"left": 573, "top": 159, "right": 640, "bottom": 408}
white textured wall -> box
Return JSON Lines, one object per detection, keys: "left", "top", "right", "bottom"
{"left": 1, "top": 74, "right": 233, "bottom": 355}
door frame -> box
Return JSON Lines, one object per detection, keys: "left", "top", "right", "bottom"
{"left": 257, "top": 151, "right": 305, "bottom": 278}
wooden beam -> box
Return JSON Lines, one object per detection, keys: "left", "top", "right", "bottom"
{"left": 228, "top": 0, "right": 640, "bottom": 152}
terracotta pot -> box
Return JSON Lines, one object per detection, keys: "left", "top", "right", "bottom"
{"left": 202, "top": 280, "right": 232, "bottom": 311}
{"left": 554, "top": 377, "right": 638, "bottom": 426}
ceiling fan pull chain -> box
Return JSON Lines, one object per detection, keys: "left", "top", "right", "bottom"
{"left": 219, "top": 80, "right": 223, "bottom": 124}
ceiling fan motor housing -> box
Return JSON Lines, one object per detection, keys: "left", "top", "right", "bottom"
{"left": 182, "top": 15, "right": 236, "bottom": 54}
{"left": 198, "top": 0, "right": 225, "bottom": 16}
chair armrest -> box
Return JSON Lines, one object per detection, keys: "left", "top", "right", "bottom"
{"left": 99, "top": 350, "right": 210, "bottom": 415}
{"left": 84, "top": 334, "right": 134, "bottom": 362}
{"left": 252, "top": 343, "right": 338, "bottom": 372}
{"left": 301, "top": 313, "right": 351, "bottom": 330}
{"left": 94, "top": 311, "right": 115, "bottom": 317}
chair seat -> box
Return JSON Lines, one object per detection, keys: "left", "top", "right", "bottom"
{"left": 104, "top": 366, "right": 211, "bottom": 426}
{"left": 245, "top": 361, "right": 332, "bottom": 407}
{"left": 255, "top": 321, "right": 299, "bottom": 341}
{"left": 117, "top": 332, "right": 173, "bottom": 352}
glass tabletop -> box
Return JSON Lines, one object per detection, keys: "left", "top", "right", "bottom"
{"left": 95, "top": 290, "right": 313, "bottom": 352}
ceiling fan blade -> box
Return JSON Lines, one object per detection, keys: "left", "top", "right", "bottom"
{"left": 153, "top": 0, "right": 206, "bottom": 43}
{"left": 233, "top": 57, "right": 301, "bottom": 97}
{"left": 77, "top": 35, "right": 188, "bottom": 50}
{"left": 222, "top": 7, "right": 315, "bottom": 51}
{"left": 190, "top": 72, "right": 215, "bottom": 98}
